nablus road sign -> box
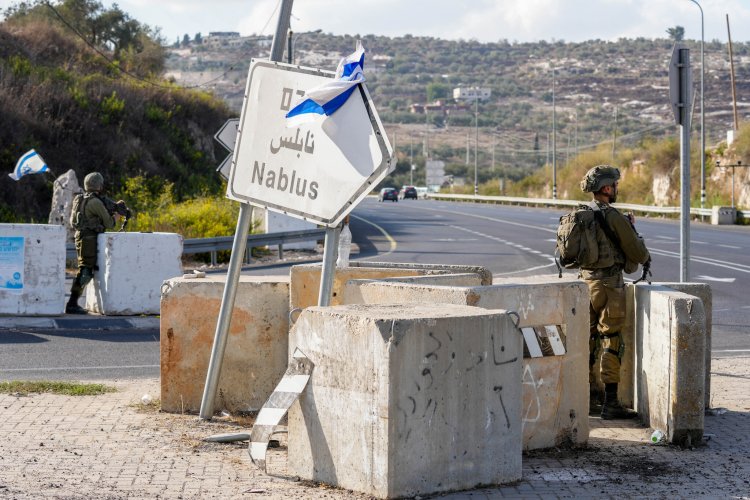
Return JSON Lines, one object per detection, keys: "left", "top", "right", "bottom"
{"left": 227, "top": 60, "right": 394, "bottom": 227}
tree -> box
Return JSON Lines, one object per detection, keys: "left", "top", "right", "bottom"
{"left": 426, "top": 82, "right": 449, "bottom": 102}
{"left": 181, "top": 33, "right": 190, "bottom": 47}
{"left": 194, "top": 32, "right": 202, "bottom": 44}
{"left": 666, "top": 26, "right": 685, "bottom": 41}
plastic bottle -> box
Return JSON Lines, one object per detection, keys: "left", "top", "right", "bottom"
{"left": 650, "top": 429, "right": 664, "bottom": 444}
{"left": 336, "top": 221, "right": 352, "bottom": 268}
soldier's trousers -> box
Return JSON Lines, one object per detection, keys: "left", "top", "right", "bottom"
{"left": 586, "top": 274, "right": 626, "bottom": 384}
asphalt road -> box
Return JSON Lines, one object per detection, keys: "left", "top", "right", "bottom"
{"left": 1, "top": 197, "right": 748, "bottom": 380}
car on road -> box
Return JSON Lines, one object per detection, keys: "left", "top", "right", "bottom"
{"left": 378, "top": 187, "right": 398, "bottom": 202}
{"left": 399, "top": 186, "right": 418, "bottom": 200}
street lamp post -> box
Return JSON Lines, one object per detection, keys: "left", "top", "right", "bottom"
{"left": 474, "top": 94, "right": 479, "bottom": 196}
{"left": 552, "top": 67, "right": 557, "bottom": 199}
{"left": 688, "top": 0, "right": 705, "bottom": 214}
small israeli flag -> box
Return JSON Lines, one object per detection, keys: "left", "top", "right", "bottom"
{"left": 9, "top": 149, "right": 48, "bottom": 181}
{"left": 286, "top": 41, "right": 366, "bottom": 127}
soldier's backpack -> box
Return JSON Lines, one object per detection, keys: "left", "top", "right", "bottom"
{"left": 556, "top": 202, "right": 616, "bottom": 274}
{"left": 70, "top": 192, "right": 90, "bottom": 231}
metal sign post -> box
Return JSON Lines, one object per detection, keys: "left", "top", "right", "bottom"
{"left": 669, "top": 44, "right": 692, "bottom": 283}
{"left": 199, "top": 0, "right": 294, "bottom": 420}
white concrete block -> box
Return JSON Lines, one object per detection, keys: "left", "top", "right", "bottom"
{"left": 85, "top": 232, "right": 183, "bottom": 315}
{"left": 341, "top": 275, "right": 590, "bottom": 451}
{"left": 0, "top": 224, "right": 66, "bottom": 315}
{"left": 266, "top": 211, "right": 316, "bottom": 250}
{"left": 288, "top": 303, "right": 522, "bottom": 499}
{"left": 634, "top": 285, "right": 706, "bottom": 446}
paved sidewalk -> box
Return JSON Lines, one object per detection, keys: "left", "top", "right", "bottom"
{"left": 0, "top": 357, "right": 748, "bottom": 499}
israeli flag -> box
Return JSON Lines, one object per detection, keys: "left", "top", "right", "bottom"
{"left": 286, "top": 41, "right": 366, "bottom": 127}
{"left": 9, "top": 149, "right": 48, "bottom": 181}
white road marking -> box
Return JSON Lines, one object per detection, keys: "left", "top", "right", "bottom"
{"left": 718, "top": 244, "right": 741, "bottom": 249}
{"left": 695, "top": 275, "right": 736, "bottom": 283}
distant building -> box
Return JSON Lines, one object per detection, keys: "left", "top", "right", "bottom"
{"left": 453, "top": 87, "right": 491, "bottom": 101}
{"left": 409, "top": 100, "right": 471, "bottom": 115}
{"left": 203, "top": 32, "right": 241, "bottom": 48}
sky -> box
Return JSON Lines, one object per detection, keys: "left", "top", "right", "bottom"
{"left": 1, "top": 0, "right": 749, "bottom": 44}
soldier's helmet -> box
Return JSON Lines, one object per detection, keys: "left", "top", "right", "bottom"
{"left": 581, "top": 165, "right": 620, "bottom": 193}
{"left": 83, "top": 172, "right": 104, "bottom": 192}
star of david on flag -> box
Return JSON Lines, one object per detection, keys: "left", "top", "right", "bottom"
{"left": 286, "top": 41, "right": 365, "bottom": 127}
{"left": 9, "top": 149, "right": 49, "bottom": 181}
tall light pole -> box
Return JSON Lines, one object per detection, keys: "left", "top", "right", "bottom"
{"left": 474, "top": 92, "right": 479, "bottom": 196}
{"left": 688, "top": 0, "right": 706, "bottom": 213}
{"left": 552, "top": 67, "right": 557, "bottom": 199}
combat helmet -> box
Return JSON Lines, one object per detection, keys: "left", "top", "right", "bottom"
{"left": 84, "top": 172, "right": 104, "bottom": 192}
{"left": 580, "top": 165, "right": 620, "bottom": 193}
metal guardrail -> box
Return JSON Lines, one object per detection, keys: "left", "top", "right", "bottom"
{"left": 427, "top": 193, "right": 749, "bottom": 221}
{"left": 66, "top": 228, "right": 326, "bottom": 265}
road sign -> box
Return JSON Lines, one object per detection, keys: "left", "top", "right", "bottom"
{"left": 227, "top": 60, "right": 394, "bottom": 227}
{"left": 215, "top": 118, "right": 239, "bottom": 152}
{"left": 669, "top": 44, "right": 691, "bottom": 126}
{"left": 214, "top": 118, "right": 240, "bottom": 181}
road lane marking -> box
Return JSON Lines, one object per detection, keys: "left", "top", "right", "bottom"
{"left": 409, "top": 205, "right": 557, "bottom": 233}
{"left": 349, "top": 213, "right": 397, "bottom": 259}
{"left": 718, "top": 244, "right": 741, "bottom": 249}
{"left": 695, "top": 275, "right": 736, "bottom": 283}
{"left": 712, "top": 350, "right": 750, "bottom": 353}
{"left": 648, "top": 248, "right": 750, "bottom": 274}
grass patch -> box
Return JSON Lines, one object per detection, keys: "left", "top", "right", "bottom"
{"left": 0, "top": 380, "right": 117, "bottom": 396}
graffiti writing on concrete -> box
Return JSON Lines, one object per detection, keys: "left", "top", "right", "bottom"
{"left": 396, "top": 328, "right": 519, "bottom": 443}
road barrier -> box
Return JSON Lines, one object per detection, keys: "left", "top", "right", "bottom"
{"left": 427, "top": 193, "right": 748, "bottom": 221}
{"left": 66, "top": 228, "right": 326, "bottom": 265}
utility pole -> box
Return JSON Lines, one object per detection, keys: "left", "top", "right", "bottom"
{"left": 688, "top": 0, "right": 706, "bottom": 214}
{"left": 474, "top": 95, "right": 479, "bottom": 196}
{"left": 727, "top": 14, "right": 739, "bottom": 131}
{"left": 612, "top": 106, "right": 618, "bottom": 162}
{"left": 552, "top": 67, "right": 557, "bottom": 199}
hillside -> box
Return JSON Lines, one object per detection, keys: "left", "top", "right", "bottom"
{"left": 0, "top": 10, "right": 232, "bottom": 223}
{"left": 166, "top": 32, "right": 750, "bottom": 185}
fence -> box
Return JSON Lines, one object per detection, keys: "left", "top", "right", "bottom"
{"left": 66, "top": 228, "right": 326, "bottom": 265}
{"left": 427, "top": 193, "right": 749, "bottom": 222}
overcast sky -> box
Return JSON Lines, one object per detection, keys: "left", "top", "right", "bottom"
{"left": 1, "top": 0, "right": 749, "bottom": 44}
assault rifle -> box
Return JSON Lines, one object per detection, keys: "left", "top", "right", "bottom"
{"left": 633, "top": 258, "right": 652, "bottom": 284}
{"left": 103, "top": 197, "right": 132, "bottom": 232}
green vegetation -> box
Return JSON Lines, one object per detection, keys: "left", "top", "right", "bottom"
{"left": 0, "top": 1, "right": 233, "bottom": 223}
{"left": 0, "top": 380, "right": 116, "bottom": 396}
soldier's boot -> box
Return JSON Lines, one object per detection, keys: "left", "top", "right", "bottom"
{"left": 589, "top": 385, "right": 603, "bottom": 416}
{"left": 65, "top": 287, "right": 87, "bottom": 315}
{"left": 601, "top": 384, "right": 637, "bottom": 420}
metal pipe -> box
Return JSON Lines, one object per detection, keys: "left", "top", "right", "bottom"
{"left": 688, "top": 0, "right": 706, "bottom": 213}
{"left": 679, "top": 47, "right": 691, "bottom": 283}
{"left": 199, "top": 204, "right": 253, "bottom": 419}
{"left": 317, "top": 226, "right": 339, "bottom": 306}
{"left": 199, "top": 0, "right": 294, "bottom": 420}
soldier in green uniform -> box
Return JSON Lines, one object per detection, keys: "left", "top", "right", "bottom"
{"left": 580, "top": 165, "right": 651, "bottom": 419}
{"left": 65, "top": 172, "right": 120, "bottom": 314}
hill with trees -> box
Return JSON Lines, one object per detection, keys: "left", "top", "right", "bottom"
{"left": 0, "top": 0, "right": 232, "bottom": 223}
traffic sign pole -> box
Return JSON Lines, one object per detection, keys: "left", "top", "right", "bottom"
{"left": 200, "top": 0, "right": 294, "bottom": 421}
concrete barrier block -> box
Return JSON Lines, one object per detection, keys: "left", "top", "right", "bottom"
{"left": 290, "top": 262, "right": 491, "bottom": 309}
{"left": 0, "top": 224, "right": 66, "bottom": 315}
{"left": 634, "top": 285, "right": 705, "bottom": 446}
{"left": 621, "top": 282, "right": 712, "bottom": 409}
{"left": 711, "top": 206, "right": 736, "bottom": 225}
{"left": 336, "top": 275, "right": 590, "bottom": 451}
{"left": 160, "top": 275, "right": 290, "bottom": 414}
{"left": 85, "top": 232, "right": 183, "bottom": 315}
{"left": 288, "top": 303, "right": 522, "bottom": 498}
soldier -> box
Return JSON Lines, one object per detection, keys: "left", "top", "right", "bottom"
{"left": 65, "top": 172, "right": 120, "bottom": 314}
{"left": 580, "top": 165, "right": 651, "bottom": 419}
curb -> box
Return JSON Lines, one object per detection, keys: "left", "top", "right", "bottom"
{"left": 0, "top": 316, "right": 160, "bottom": 330}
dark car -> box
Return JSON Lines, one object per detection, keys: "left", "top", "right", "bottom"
{"left": 400, "top": 186, "right": 418, "bottom": 200}
{"left": 378, "top": 187, "right": 398, "bottom": 202}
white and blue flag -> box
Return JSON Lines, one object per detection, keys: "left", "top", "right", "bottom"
{"left": 9, "top": 149, "right": 49, "bottom": 181}
{"left": 286, "top": 41, "right": 366, "bottom": 127}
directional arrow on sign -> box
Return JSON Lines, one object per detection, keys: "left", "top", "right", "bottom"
{"left": 214, "top": 118, "right": 239, "bottom": 180}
